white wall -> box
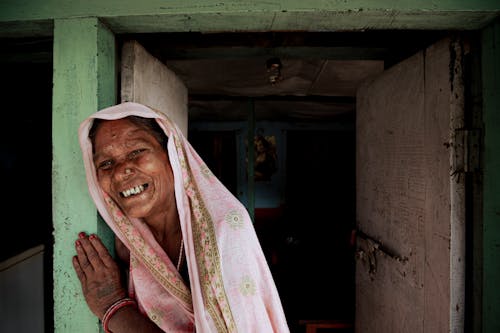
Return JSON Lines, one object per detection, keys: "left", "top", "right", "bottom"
{"left": 0, "top": 245, "right": 45, "bottom": 333}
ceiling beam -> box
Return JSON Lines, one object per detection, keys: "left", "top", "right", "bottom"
{"left": 1, "top": 1, "right": 499, "bottom": 37}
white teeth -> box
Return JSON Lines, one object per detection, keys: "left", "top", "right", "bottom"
{"left": 121, "top": 184, "right": 146, "bottom": 198}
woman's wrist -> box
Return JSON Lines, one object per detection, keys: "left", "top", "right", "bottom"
{"left": 102, "top": 297, "right": 137, "bottom": 333}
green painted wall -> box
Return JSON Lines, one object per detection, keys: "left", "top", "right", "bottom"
{"left": 0, "top": 0, "right": 499, "bottom": 36}
{"left": 482, "top": 19, "right": 500, "bottom": 333}
{"left": 52, "top": 17, "right": 116, "bottom": 332}
{"left": 2, "top": 0, "right": 499, "bottom": 19}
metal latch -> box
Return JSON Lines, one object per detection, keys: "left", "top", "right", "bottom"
{"left": 354, "top": 229, "right": 408, "bottom": 280}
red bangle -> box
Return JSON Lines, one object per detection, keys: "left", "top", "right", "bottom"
{"left": 102, "top": 297, "right": 137, "bottom": 333}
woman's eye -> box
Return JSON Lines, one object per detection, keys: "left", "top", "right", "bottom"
{"left": 128, "top": 149, "right": 146, "bottom": 159}
{"left": 97, "top": 160, "right": 113, "bottom": 170}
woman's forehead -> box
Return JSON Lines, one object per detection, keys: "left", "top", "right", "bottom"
{"left": 95, "top": 118, "right": 150, "bottom": 139}
{"left": 93, "top": 120, "right": 153, "bottom": 152}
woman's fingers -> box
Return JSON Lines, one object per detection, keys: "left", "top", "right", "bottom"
{"left": 72, "top": 255, "right": 86, "bottom": 282}
{"left": 75, "top": 232, "right": 121, "bottom": 272}
{"left": 76, "top": 236, "right": 103, "bottom": 271}
{"left": 75, "top": 238, "right": 93, "bottom": 272}
{"left": 88, "top": 234, "right": 117, "bottom": 268}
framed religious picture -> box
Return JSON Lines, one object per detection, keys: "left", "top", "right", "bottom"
{"left": 254, "top": 134, "right": 277, "bottom": 181}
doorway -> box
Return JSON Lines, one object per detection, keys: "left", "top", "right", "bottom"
{"left": 117, "top": 30, "right": 472, "bottom": 332}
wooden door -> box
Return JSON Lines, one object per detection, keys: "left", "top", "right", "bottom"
{"left": 356, "top": 37, "right": 466, "bottom": 333}
{"left": 121, "top": 40, "right": 188, "bottom": 136}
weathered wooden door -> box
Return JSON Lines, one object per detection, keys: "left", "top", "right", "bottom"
{"left": 356, "top": 37, "right": 466, "bottom": 332}
{"left": 121, "top": 40, "right": 188, "bottom": 136}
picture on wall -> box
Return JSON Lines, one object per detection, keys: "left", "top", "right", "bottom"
{"left": 254, "top": 134, "right": 277, "bottom": 181}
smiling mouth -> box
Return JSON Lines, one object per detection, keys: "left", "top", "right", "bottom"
{"left": 120, "top": 183, "right": 149, "bottom": 198}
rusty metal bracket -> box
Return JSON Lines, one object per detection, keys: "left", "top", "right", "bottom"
{"left": 354, "top": 229, "right": 408, "bottom": 276}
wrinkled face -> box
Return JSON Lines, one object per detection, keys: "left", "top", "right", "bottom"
{"left": 92, "top": 118, "right": 174, "bottom": 219}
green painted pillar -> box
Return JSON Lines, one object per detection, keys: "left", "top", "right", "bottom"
{"left": 52, "top": 17, "right": 116, "bottom": 332}
{"left": 481, "top": 18, "right": 500, "bottom": 333}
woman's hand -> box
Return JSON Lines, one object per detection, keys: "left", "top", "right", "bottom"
{"left": 72, "top": 232, "right": 127, "bottom": 320}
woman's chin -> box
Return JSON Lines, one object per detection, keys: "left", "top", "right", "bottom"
{"left": 119, "top": 200, "right": 152, "bottom": 219}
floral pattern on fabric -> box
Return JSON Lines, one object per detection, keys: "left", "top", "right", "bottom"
{"left": 225, "top": 210, "right": 245, "bottom": 230}
{"left": 239, "top": 276, "right": 257, "bottom": 296}
{"left": 200, "top": 164, "right": 213, "bottom": 179}
{"left": 175, "top": 142, "right": 237, "bottom": 333}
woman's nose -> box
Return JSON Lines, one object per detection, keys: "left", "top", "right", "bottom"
{"left": 114, "top": 162, "right": 134, "bottom": 180}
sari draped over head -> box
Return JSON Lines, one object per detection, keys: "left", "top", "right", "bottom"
{"left": 78, "top": 102, "right": 290, "bottom": 333}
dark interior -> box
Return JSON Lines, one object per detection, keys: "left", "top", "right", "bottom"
{"left": 0, "top": 44, "right": 53, "bottom": 332}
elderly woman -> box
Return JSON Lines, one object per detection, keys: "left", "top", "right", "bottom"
{"left": 72, "top": 102, "right": 289, "bottom": 332}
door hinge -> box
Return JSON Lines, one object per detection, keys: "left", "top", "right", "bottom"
{"left": 453, "top": 128, "right": 481, "bottom": 173}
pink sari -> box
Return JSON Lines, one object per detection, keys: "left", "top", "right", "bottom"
{"left": 79, "top": 102, "right": 289, "bottom": 332}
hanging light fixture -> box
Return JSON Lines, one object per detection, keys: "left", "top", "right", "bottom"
{"left": 266, "top": 57, "right": 282, "bottom": 84}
